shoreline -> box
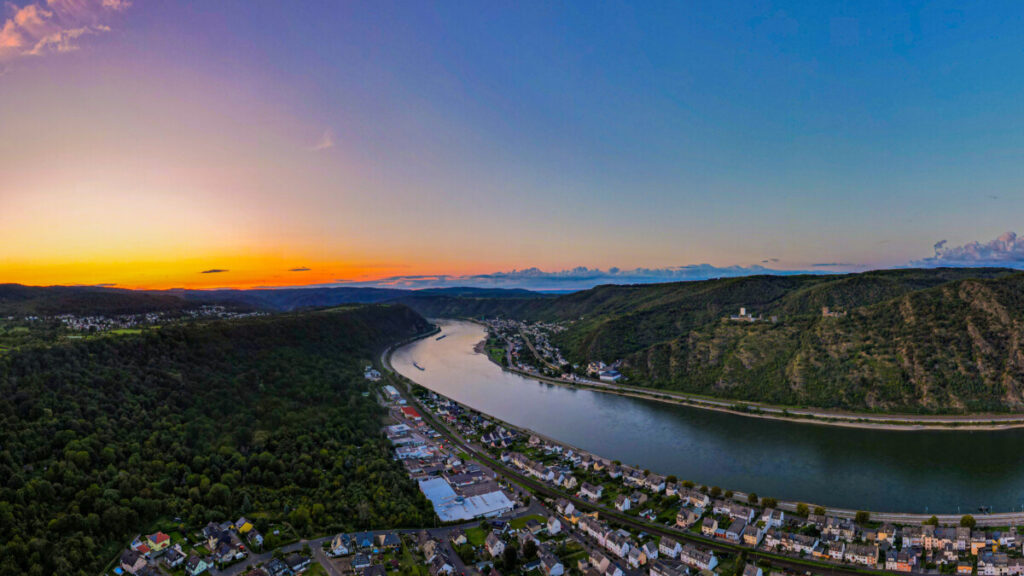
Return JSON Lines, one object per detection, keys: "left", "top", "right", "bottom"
{"left": 383, "top": 329, "right": 1024, "bottom": 524}
{"left": 467, "top": 320, "right": 1024, "bottom": 432}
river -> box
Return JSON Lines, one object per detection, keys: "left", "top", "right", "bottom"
{"left": 391, "top": 319, "right": 1024, "bottom": 514}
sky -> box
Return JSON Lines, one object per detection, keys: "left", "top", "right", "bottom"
{"left": 3, "top": 1, "right": 1024, "bottom": 290}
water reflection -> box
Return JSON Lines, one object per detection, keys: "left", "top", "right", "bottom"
{"left": 392, "top": 319, "right": 1024, "bottom": 513}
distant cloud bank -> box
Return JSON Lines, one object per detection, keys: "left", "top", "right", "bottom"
{"left": 0, "top": 0, "right": 130, "bottom": 63}
{"left": 200, "top": 269, "right": 229, "bottom": 274}
{"left": 913, "top": 231, "right": 1024, "bottom": 267}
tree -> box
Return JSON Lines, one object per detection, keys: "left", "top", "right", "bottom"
{"left": 501, "top": 545, "right": 518, "bottom": 571}
{"left": 666, "top": 475, "right": 678, "bottom": 484}
{"left": 725, "top": 490, "right": 734, "bottom": 499}
{"left": 747, "top": 493, "right": 758, "bottom": 505}
{"left": 924, "top": 516, "right": 939, "bottom": 526}
{"left": 855, "top": 511, "right": 870, "bottom": 524}
{"left": 523, "top": 539, "right": 538, "bottom": 560}
{"left": 960, "top": 515, "right": 977, "bottom": 528}
{"left": 710, "top": 486, "right": 722, "bottom": 498}
{"left": 813, "top": 506, "right": 826, "bottom": 516}
{"left": 761, "top": 497, "right": 778, "bottom": 509}
{"left": 796, "top": 503, "right": 809, "bottom": 516}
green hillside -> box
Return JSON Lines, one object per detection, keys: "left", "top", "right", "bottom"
{"left": 403, "top": 268, "right": 1024, "bottom": 413}
{"left": 0, "top": 305, "right": 434, "bottom": 576}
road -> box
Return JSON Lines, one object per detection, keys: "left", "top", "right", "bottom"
{"left": 381, "top": 345, "right": 923, "bottom": 576}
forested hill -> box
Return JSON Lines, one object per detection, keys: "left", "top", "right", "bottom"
{"left": 0, "top": 284, "right": 201, "bottom": 316}
{"left": 0, "top": 305, "right": 434, "bottom": 576}
{"left": 402, "top": 268, "right": 1024, "bottom": 413}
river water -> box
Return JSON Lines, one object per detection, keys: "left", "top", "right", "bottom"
{"left": 391, "top": 319, "right": 1024, "bottom": 513}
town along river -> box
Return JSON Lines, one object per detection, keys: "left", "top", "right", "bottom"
{"left": 392, "top": 319, "right": 1024, "bottom": 514}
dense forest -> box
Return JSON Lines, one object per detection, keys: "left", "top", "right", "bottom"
{"left": 0, "top": 305, "right": 435, "bottom": 576}
{"left": 402, "top": 268, "right": 1024, "bottom": 413}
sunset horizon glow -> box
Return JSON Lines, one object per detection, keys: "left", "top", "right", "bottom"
{"left": 5, "top": 2, "right": 1024, "bottom": 290}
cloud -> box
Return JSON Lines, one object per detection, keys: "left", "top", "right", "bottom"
{"left": 331, "top": 264, "right": 830, "bottom": 292}
{"left": 310, "top": 129, "right": 334, "bottom": 151}
{"left": 288, "top": 267, "right": 311, "bottom": 272}
{"left": 912, "top": 231, "right": 1024, "bottom": 268}
{"left": 0, "top": 0, "right": 129, "bottom": 63}
{"left": 761, "top": 258, "right": 779, "bottom": 264}
{"left": 200, "top": 269, "right": 229, "bottom": 274}
{"left": 811, "top": 262, "right": 855, "bottom": 267}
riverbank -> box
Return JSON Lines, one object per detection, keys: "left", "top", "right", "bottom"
{"left": 384, "top": 332, "right": 1024, "bottom": 525}
{"left": 474, "top": 322, "right": 1024, "bottom": 431}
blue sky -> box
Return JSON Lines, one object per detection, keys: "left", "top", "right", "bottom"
{"left": 2, "top": 1, "right": 1024, "bottom": 288}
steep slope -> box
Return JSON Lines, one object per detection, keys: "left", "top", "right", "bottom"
{"left": 628, "top": 273, "right": 1024, "bottom": 412}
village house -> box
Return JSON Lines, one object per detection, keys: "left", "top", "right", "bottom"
{"left": 486, "top": 532, "right": 506, "bottom": 558}
{"left": 146, "top": 531, "right": 171, "bottom": 552}
{"left": 351, "top": 554, "right": 372, "bottom": 571}
{"left": 844, "top": 542, "right": 879, "bottom": 566}
{"left": 723, "top": 520, "right": 746, "bottom": 543}
{"left": 185, "top": 554, "right": 212, "bottom": 576}
{"left": 285, "top": 554, "right": 311, "bottom": 573}
{"left": 761, "top": 508, "right": 784, "bottom": 528}
{"left": 649, "top": 559, "right": 686, "bottom": 576}
{"left": 605, "top": 531, "right": 631, "bottom": 558}
{"left": 615, "top": 494, "right": 631, "bottom": 512}
{"left": 774, "top": 531, "right": 818, "bottom": 555}
{"left": 885, "top": 548, "right": 919, "bottom": 573}
{"left": 679, "top": 544, "right": 718, "bottom": 571}
{"left": 331, "top": 533, "right": 352, "bottom": 556}
{"left": 700, "top": 517, "right": 718, "bottom": 536}
{"left": 120, "top": 550, "right": 148, "bottom": 575}
{"left": 676, "top": 508, "right": 700, "bottom": 529}
{"left": 645, "top": 474, "right": 666, "bottom": 492}
{"left": 547, "top": 516, "right": 562, "bottom": 535}
{"left": 589, "top": 550, "right": 613, "bottom": 574}
{"left": 581, "top": 482, "right": 604, "bottom": 500}
{"left": 555, "top": 499, "right": 575, "bottom": 517}
{"left": 642, "top": 541, "right": 658, "bottom": 562}
{"left": 659, "top": 537, "right": 682, "bottom": 559}
{"left": 741, "top": 523, "right": 762, "bottom": 547}
{"left": 163, "top": 546, "right": 186, "bottom": 569}
{"left": 902, "top": 525, "right": 924, "bottom": 549}
{"left": 449, "top": 528, "right": 467, "bottom": 546}
{"left": 823, "top": 516, "right": 855, "bottom": 541}
{"left": 627, "top": 546, "right": 646, "bottom": 568}
{"left": 742, "top": 564, "right": 763, "bottom": 576}
{"left": 679, "top": 488, "right": 710, "bottom": 509}
{"left": 430, "top": 554, "right": 455, "bottom": 576}
{"left": 541, "top": 553, "right": 565, "bottom": 576}
{"left": 728, "top": 504, "right": 756, "bottom": 523}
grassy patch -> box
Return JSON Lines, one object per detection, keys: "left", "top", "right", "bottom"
{"left": 509, "top": 514, "right": 546, "bottom": 530}
{"left": 465, "top": 527, "right": 488, "bottom": 546}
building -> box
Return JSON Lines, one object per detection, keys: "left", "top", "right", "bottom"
{"left": 541, "top": 553, "right": 565, "bottom": 576}
{"left": 658, "top": 537, "right": 681, "bottom": 559}
{"left": 679, "top": 544, "right": 717, "bottom": 571}
{"left": 400, "top": 406, "right": 423, "bottom": 421}
{"left": 486, "top": 533, "right": 506, "bottom": 558}
{"left": 120, "top": 550, "right": 148, "bottom": 575}
{"left": 581, "top": 482, "right": 604, "bottom": 500}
